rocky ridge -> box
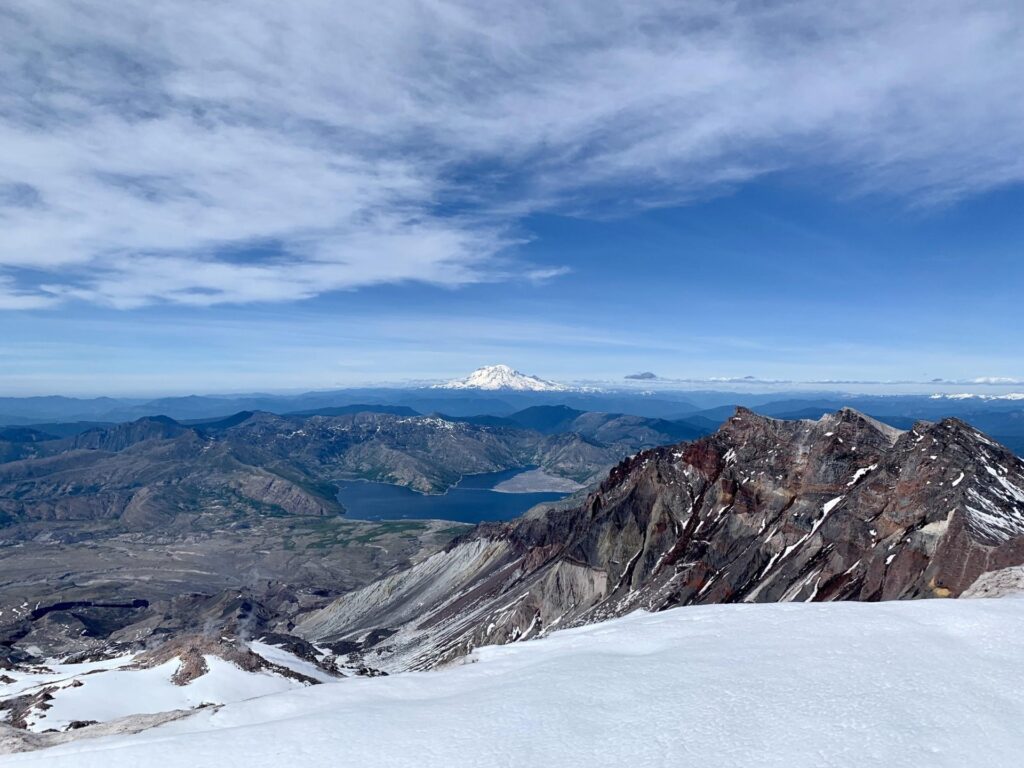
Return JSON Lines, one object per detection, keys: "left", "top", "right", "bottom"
{"left": 296, "top": 407, "right": 1024, "bottom": 670}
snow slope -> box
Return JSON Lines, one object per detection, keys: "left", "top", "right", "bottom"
{"left": 435, "top": 364, "right": 568, "bottom": 391}
{"left": 1, "top": 644, "right": 322, "bottom": 733}
{"left": 30, "top": 658, "right": 304, "bottom": 732}
{"left": 6, "top": 598, "right": 1024, "bottom": 767}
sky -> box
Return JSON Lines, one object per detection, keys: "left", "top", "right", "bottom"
{"left": 1, "top": 1, "right": 1023, "bottom": 396}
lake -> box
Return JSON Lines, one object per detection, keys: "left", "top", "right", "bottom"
{"left": 335, "top": 467, "right": 572, "bottom": 523}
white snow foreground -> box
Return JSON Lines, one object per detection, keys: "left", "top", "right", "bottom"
{"left": 0, "top": 641, "right": 330, "bottom": 735}
{"left": 6, "top": 599, "right": 1024, "bottom": 767}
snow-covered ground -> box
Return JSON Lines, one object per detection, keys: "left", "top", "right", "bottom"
{"left": 26, "top": 657, "right": 305, "bottom": 732}
{"left": 0, "top": 643, "right": 324, "bottom": 734}
{"left": 5, "top": 598, "right": 1024, "bottom": 767}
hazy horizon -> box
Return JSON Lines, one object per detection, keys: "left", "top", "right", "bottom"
{"left": 3, "top": 2, "right": 1023, "bottom": 395}
{"left": 3, "top": 364, "right": 1024, "bottom": 400}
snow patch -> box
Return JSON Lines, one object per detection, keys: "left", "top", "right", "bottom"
{"left": 847, "top": 464, "right": 878, "bottom": 486}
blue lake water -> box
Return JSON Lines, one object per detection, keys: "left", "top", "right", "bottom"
{"left": 335, "top": 467, "right": 569, "bottom": 523}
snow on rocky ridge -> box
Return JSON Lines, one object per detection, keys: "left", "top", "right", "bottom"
{"left": 434, "top": 364, "right": 570, "bottom": 391}
{"left": 0, "top": 638, "right": 336, "bottom": 739}
{"left": 4, "top": 598, "right": 1024, "bottom": 766}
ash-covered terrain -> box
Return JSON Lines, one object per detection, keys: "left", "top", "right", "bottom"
{"left": 0, "top": 405, "right": 700, "bottom": 667}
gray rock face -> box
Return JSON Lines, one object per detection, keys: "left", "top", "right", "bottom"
{"left": 0, "top": 515, "right": 468, "bottom": 663}
{"left": 0, "top": 710, "right": 195, "bottom": 754}
{"left": 962, "top": 565, "right": 1024, "bottom": 597}
{"left": 297, "top": 408, "right": 1024, "bottom": 671}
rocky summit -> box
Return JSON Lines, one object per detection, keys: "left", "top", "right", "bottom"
{"left": 297, "top": 407, "right": 1024, "bottom": 671}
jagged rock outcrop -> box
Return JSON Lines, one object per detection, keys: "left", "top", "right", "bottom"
{"left": 131, "top": 634, "right": 328, "bottom": 685}
{"left": 297, "top": 408, "right": 1024, "bottom": 670}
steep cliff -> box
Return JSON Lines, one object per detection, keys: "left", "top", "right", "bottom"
{"left": 298, "top": 408, "right": 1024, "bottom": 670}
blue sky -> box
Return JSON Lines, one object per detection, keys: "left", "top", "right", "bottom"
{"left": 1, "top": 2, "right": 1023, "bottom": 395}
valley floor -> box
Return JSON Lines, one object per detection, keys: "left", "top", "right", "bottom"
{"left": 4, "top": 597, "right": 1023, "bottom": 767}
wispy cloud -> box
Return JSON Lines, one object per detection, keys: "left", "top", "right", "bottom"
{"left": 2, "top": 1, "right": 1023, "bottom": 308}
{"left": 0, "top": 276, "right": 58, "bottom": 310}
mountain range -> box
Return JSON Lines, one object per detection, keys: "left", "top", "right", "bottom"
{"left": 3, "top": 366, "right": 1024, "bottom": 458}
{"left": 296, "top": 407, "right": 1024, "bottom": 671}
{"left": 4, "top": 399, "right": 1024, "bottom": 753}
{"left": 0, "top": 406, "right": 707, "bottom": 527}
{"left": 0, "top": 404, "right": 711, "bottom": 665}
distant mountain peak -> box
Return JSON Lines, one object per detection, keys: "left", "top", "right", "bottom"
{"left": 435, "top": 364, "right": 569, "bottom": 392}
{"left": 930, "top": 392, "right": 1024, "bottom": 401}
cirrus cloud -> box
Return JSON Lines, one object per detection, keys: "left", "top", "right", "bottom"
{"left": 1, "top": 0, "right": 1023, "bottom": 308}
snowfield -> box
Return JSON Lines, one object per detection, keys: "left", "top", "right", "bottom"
{"left": 25, "top": 656, "right": 305, "bottom": 732}
{"left": 4, "top": 598, "right": 1024, "bottom": 767}
{"left": 0, "top": 644, "right": 320, "bottom": 733}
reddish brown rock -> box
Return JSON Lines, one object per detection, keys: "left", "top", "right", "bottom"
{"left": 299, "top": 408, "right": 1024, "bottom": 671}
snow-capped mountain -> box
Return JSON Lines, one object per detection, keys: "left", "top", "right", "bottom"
{"left": 434, "top": 364, "right": 569, "bottom": 391}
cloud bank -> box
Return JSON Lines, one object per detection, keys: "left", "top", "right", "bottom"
{"left": 2, "top": 0, "right": 1023, "bottom": 307}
